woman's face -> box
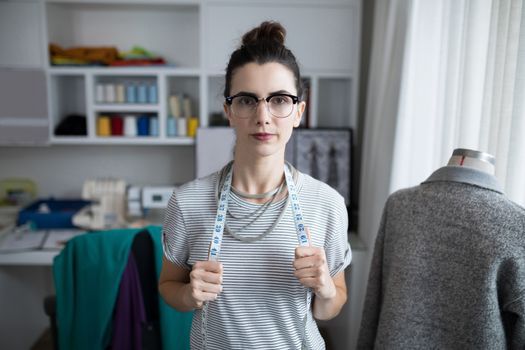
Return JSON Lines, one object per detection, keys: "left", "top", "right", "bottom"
{"left": 224, "top": 62, "right": 305, "bottom": 160}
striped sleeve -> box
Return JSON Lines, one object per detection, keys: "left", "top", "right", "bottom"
{"left": 162, "top": 189, "right": 191, "bottom": 270}
{"left": 325, "top": 189, "right": 352, "bottom": 277}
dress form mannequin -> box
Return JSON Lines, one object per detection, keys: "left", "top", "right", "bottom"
{"left": 358, "top": 148, "right": 525, "bottom": 350}
{"left": 447, "top": 148, "right": 495, "bottom": 175}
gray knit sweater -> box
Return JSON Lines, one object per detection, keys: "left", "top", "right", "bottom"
{"left": 357, "top": 166, "right": 525, "bottom": 349}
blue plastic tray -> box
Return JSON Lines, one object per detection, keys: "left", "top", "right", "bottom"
{"left": 17, "top": 198, "right": 91, "bottom": 229}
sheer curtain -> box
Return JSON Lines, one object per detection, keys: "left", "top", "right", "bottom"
{"left": 352, "top": 1, "right": 412, "bottom": 348}
{"left": 389, "top": 0, "right": 525, "bottom": 203}
{"left": 355, "top": 0, "right": 525, "bottom": 347}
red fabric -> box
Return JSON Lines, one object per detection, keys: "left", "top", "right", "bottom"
{"left": 109, "top": 58, "right": 166, "bottom": 66}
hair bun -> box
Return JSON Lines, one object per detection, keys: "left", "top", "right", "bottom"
{"left": 242, "top": 21, "right": 286, "bottom": 46}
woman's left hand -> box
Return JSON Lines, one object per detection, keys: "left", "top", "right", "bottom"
{"left": 293, "top": 228, "right": 336, "bottom": 300}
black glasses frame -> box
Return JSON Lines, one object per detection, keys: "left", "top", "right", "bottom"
{"left": 225, "top": 93, "right": 300, "bottom": 105}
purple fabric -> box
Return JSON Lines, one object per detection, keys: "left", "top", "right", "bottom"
{"left": 111, "top": 253, "right": 146, "bottom": 350}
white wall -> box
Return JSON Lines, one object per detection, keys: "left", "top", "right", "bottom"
{"left": 0, "top": 145, "right": 195, "bottom": 198}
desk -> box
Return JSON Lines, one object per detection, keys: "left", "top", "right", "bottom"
{"left": 0, "top": 250, "right": 58, "bottom": 266}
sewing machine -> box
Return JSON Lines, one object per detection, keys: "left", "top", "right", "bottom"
{"left": 127, "top": 185, "right": 175, "bottom": 225}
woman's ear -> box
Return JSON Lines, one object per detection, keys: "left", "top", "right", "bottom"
{"left": 224, "top": 103, "right": 235, "bottom": 126}
{"left": 293, "top": 101, "right": 306, "bottom": 128}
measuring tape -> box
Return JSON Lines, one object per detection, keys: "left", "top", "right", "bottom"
{"left": 201, "top": 163, "right": 312, "bottom": 349}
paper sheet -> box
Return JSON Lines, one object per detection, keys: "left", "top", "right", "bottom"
{"left": 0, "top": 230, "right": 47, "bottom": 253}
{"left": 42, "top": 230, "right": 84, "bottom": 250}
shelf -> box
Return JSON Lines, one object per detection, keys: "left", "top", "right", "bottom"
{"left": 302, "top": 70, "right": 353, "bottom": 78}
{"left": 163, "top": 68, "right": 202, "bottom": 77}
{"left": 50, "top": 136, "right": 195, "bottom": 146}
{"left": 93, "top": 104, "right": 159, "bottom": 113}
{"left": 48, "top": 66, "right": 201, "bottom": 76}
{"left": 40, "top": 1, "right": 360, "bottom": 145}
{"left": 166, "top": 76, "right": 200, "bottom": 119}
{"left": 48, "top": 74, "right": 87, "bottom": 137}
{"left": 46, "top": 2, "right": 200, "bottom": 68}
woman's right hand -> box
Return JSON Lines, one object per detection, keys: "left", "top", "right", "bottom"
{"left": 188, "top": 260, "right": 223, "bottom": 309}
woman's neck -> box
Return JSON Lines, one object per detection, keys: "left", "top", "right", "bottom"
{"left": 447, "top": 148, "right": 495, "bottom": 175}
{"left": 232, "top": 154, "right": 286, "bottom": 197}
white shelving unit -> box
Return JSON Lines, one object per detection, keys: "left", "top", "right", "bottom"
{"left": 0, "top": 0, "right": 361, "bottom": 146}
{"left": 48, "top": 67, "right": 192, "bottom": 144}
{"left": 33, "top": 0, "right": 361, "bottom": 146}
{"left": 44, "top": 1, "right": 201, "bottom": 145}
{"left": 1, "top": 0, "right": 361, "bottom": 146}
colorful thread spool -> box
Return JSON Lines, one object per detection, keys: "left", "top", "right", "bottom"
{"left": 111, "top": 116, "right": 124, "bottom": 135}
{"left": 177, "top": 117, "right": 187, "bottom": 137}
{"left": 97, "top": 116, "right": 111, "bottom": 136}
{"left": 148, "top": 84, "right": 158, "bottom": 104}
{"left": 126, "top": 83, "right": 136, "bottom": 103}
{"left": 187, "top": 117, "right": 199, "bottom": 137}
{"left": 167, "top": 117, "right": 177, "bottom": 137}
{"left": 149, "top": 117, "right": 159, "bottom": 136}
{"left": 124, "top": 115, "right": 137, "bottom": 136}
{"left": 137, "top": 115, "right": 150, "bottom": 136}
{"left": 137, "top": 84, "right": 148, "bottom": 104}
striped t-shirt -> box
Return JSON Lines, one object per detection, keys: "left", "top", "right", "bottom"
{"left": 162, "top": 168, "right": 352, "bottom": 349}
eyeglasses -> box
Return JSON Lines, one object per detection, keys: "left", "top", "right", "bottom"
{"left": 225, "top": 93, "right": 300, "bottom": 119}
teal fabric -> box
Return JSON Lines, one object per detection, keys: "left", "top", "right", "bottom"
{"left": 53, "top": 226, "right": 193, "bottom": 350}
{"left": 148, "top": 226, "right": 193, "bottom": 350}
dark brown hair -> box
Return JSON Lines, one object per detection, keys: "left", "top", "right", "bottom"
{"left": 224, "top": 21, "right": 304, "bottom": 99}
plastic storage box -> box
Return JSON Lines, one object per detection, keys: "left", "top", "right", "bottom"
{"left": 17, "top": 199, "right": 91, "bottom": 229}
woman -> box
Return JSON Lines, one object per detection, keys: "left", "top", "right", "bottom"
{"left": 159, "top": 21, "right": 352, "bottom": 350}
